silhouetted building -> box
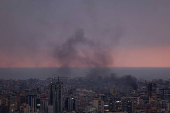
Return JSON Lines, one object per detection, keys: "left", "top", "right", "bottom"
{"left": 65, "top": 97, "right": 76, "bottom": 111}
{"left": 0, "top": 104, "right": 9, "bottom": 113}
{"left": 49, "top": 78, "right": 63, "bottom": 113}
{"left": 28, "top": 95, "right": 37, "bottom": 111}
{"left": 49, "top": 83, "right": 54, "bottom": 105}
{"left": 9, "top": 96, "right": 17, "bottom": 113}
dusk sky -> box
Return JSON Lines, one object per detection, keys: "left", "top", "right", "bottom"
{"left": 0, "top": 0, "right": 170, "bottom": 67}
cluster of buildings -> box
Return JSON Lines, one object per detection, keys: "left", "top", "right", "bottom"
{"left": 0, "top": 77, "right": 170, "bottom": 113}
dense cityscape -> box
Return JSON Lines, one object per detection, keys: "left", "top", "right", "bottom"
{"left": 0, "top": 74, "right": 170, "bottom": 113}
{"left": 1, "top": 0, "right": 170, "bottom": 113}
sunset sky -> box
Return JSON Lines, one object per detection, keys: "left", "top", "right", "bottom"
{"left": 0, "top": 0, "right": 170, "bottom": 67}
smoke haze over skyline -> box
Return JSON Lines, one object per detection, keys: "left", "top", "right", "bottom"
{"left": 0, "top": 0, "right": 170, "bottom": 67}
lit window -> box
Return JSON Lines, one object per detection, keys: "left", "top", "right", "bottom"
{"left": 116, "top": 101, "right": 121, "bottom": 103}
{"left": 104, "top": 105, "right": 109, "bottom": 107}
{"left": 37, "top": 104, "right": 40, "bottom": 106}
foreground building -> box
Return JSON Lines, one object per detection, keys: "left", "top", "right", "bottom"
{"left": 49, "top": 78, "right": 63, "bottom": 113}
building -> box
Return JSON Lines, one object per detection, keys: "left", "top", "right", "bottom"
{"left": 49, "top": 78, "right": 64, "bottom": 113}
{"left": 64, "top": 97, "right": 76, "bottom": 112}
{"left": 9, "top": 96, "right": 17, "bottom": 113}
{"left": 159, "top": 88, "right": 170, "bottom": 99}
{"left": 19, "top": 103, "right": 30, "bottom": 113}
{"left": 0, "top": 104, "right": 9, "bottom": 113}
{"left": 17, "top": 94, "right": 27, "bottom": 111}
{"left": 27, "top": 95, "right": 37, "bottom": 112}
{"left": 33, "top": 97, "right": 41, "bottom": 112}
{"left": 48, "top": 105, "right": 53, "bottom": 113}
{"left": 49, "top": 83, "right": 54, "bottom": 105}
{"left": 40, "top": 98, "right": 48, "bottom": 112}
{"left": 110, "top": 88, "right": 118, "bottom": 97}
{"left": 93, "top": 99, "right": 104, "bottom": 113}
{"left": 73, "top": 88, "right": 95, "bottom": 112}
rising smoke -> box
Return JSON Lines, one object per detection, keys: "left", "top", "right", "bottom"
{"left": 54, "top": 28, "right": 112, "bottom": 67}
{"left": 54, "top": 28, "right": 138, "bottom": 91}
{"left": 54, "top": 28, "right": 112, "bottom": 76}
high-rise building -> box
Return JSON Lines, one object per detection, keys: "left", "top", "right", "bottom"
{"left": 28, "top": 95, "right": 37, "bottom": 112}
{"left": 9, "top": 96, "right": 17, "bottom": 113}
{"left": 40, "top": 98, "right": 49, "bottom": 112}
{"left": 64, "top": 97, "right": 76, "bottom": 112}
{"left": 49, "top": 77, "right": 63, "bottom": 113}
{"left": 49, "top": 83, "right": 54, "bottom": 105}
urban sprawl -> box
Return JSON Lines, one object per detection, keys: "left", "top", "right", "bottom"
{"left": 0, "top": 75, "right": 170, "bottom": 113}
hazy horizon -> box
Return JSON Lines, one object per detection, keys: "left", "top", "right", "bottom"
{"left": 0, "top": 67, "right": 169, "bottom": 80}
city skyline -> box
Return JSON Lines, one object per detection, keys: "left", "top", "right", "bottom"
{"left": 1, "top": 1, "right": 170, "bottom": 113}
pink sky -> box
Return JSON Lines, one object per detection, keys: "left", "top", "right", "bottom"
{"left": 1, "top": 1, "right": 170, "bottom": 68}
{"left": 0, "top": 46, "right": 169, "bottom": 68}
{"left": 114, "top": 46, "right": 170, "bottom": 67}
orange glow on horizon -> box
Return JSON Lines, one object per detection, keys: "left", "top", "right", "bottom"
{"left": 0, "top": 46, "right": 170, "bottom": 68}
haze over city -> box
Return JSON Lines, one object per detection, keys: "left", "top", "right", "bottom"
{"left": 1, "top": 1, "right": 170, "bottom": 113}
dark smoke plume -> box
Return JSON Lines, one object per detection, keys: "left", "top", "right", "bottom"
{"left": 54, "top": 28, "right": 113, "bottom": 76}
{"left": 54, "top": 28, "right": 138, "bottom": 92}
{"left": 118, "top": 75, "right": 138, "bottom": 90}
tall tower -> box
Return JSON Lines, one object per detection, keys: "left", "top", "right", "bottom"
{"left": 49, "top": 77, "right": 63, "bottom": 113}
{"left": 49, "top": 83, "right": 54, "bottom": 105}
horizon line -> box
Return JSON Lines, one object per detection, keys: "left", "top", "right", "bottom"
{"left": 0, "top": 67, "right": 170, "bottom": 68}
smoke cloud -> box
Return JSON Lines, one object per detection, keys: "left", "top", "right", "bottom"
{"left": 54, "top": 28, "right": 112, "bottom": 67}
{"left": 54, "top": 28, "right": 115, "bottom": 76}
{"left": 53, "top": 28, "right": 138, "bottom": 91}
